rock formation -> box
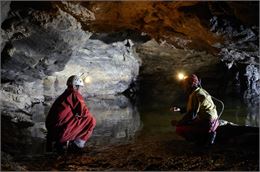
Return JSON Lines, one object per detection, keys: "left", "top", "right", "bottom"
{"left": 1, "top": 1, "right": 259, "bottom": 156}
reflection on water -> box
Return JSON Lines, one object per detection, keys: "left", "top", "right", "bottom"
{"left": 85, "top": 95, "right": 141, "bottom": 146}
{"left": 138, "top": 96, "right": 259, "bottom": 139}
{"left": 24, "top": 95, "right": 141, "bottom": 155}
{"left": 220, "top": 98, "right": 259, "bottom": 127}
{"left": 4, "top": 94, "right": 258, "bottom": 156}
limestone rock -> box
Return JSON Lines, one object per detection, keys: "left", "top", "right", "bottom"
{"left": 1, "top": 4, "right": 140, "bottom": 136}
{"left": 44, "top": 38, "right": 140, "bottom": 97}
{"left": 1, "top": 1, "right": 11, "bottom": 24}
{"left": 211, "top": 16, "right": 259, "bottom": 109}
{"left": 1, "top": 8, "right": 92, "bottom": 82}
{"left": 0, "top": 1, "right": 259, "bottom": 155}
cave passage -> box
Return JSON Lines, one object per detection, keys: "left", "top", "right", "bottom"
{"left": 8, "top": 93, "right": 254, "bottom": 157}
{"left": 1, "top": 1, "right": 259, "bottom": 171}
{"left": 3, "top": 93, "right": 258, "bottom": 171}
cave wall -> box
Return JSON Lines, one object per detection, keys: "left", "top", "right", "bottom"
{"left": 62, "top": 1, "right": 258, "bottom": 108}
{"left": 1, "top": 1, "right": 259, "bottom": 154}
{"left": 1, "top": 1, "right": 141, "bottom": 117}
{"left": 1, "top": 1, "right": 141, "bottom": 154}
{"left": 1, "top": 1, "right": 11, "bottom": 25}
{"left": 135, "top": 39, "right": 220, "bottom": 108}
{"left": 2, "top": 1, "right": 259, "bottom": 107}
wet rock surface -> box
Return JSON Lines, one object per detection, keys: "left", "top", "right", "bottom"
{"left": 1, "top": 1, "right": 259, "bottom": 170}
{"left": 2, "top": 130, "right": 258, "bottom": 171}
{"left": 2, "top": 106, "right": 258, "bottom": 171}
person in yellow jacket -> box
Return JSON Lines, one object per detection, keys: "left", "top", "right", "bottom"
{"left": 171, "top": 74, "right": 219, "bottom": 144}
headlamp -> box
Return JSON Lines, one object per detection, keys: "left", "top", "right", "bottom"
{"left": 84, "top": 76, "right": 92, "bottom": 84}
{"left": 177, "top": 72, "right": 187, "bottom": 81}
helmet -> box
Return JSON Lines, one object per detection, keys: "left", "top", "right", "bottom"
{"left": 183, "top": 74, "right": 199, "bottom": 88}
{"left": 66, "top": 75, "right": 84, "bottom": 87}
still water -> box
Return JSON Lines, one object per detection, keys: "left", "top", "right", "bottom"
{"left": 137, "top": 97, "right": 258, "bottom": 138}
{"left": 10, "top": 95, "right": 258, "bottom": 156}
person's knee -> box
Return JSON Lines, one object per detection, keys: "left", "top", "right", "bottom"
{"left": 209, "top": 120, "right": 219, "bottom": 132}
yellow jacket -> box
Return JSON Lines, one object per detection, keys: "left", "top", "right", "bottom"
{"left": 187, "top": 87, "right": 218, "bottom": 121}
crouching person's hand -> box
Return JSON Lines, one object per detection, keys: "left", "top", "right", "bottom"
{"left": 170, "top": 106, "right": 181, "bottom": 112}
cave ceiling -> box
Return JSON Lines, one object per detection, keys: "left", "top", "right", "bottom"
{"left": 1, "top": 1, "right": 259, "bottom": 99}
{"left": 8, "top": 1, "right": 259, "bottom": 54}
{"left": 0, "top": 2, "right": 259, "bottom": 148}
{"left": 59, "top": 1, "right": 259, "bottom": 54}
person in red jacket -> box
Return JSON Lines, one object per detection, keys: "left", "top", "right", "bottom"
{"left": 46, "top": 75, "right": 96, "bottom": 153}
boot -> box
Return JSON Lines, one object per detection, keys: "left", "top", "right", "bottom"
{"left": 68, "top": 141, "right": 83, "bottom": 154}
{"left": 54, "top": 142, "right": 68, "bottom": 155}
{"left": 208, "top": 131, "right": 217, "bottom": 145}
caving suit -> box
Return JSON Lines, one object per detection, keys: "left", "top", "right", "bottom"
{"left": 45, "top": 87, "right": 96, "bottom": 148}
{"left": 176, "top": 87, "right": 219, "bottom": 142}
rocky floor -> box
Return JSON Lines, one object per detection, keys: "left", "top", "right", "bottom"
{"left": 2, "top": 131, "right": 259, "bottom": 171}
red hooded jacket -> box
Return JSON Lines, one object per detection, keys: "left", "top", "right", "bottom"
{"left": 45, "top": 87, "right": 96, "bottom": 143}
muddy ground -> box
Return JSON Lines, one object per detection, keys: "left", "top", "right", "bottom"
{"left": 2, "top": 131, "right": 259, "bottom": 171}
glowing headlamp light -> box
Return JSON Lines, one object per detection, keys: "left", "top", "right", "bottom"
{"left": 84, "top": 76, "right": 92, "bottom": 84}
{"left": 177, "top": 72, "right": 187, "bottom": 81}
{"left": 79, "top": 72, "right": 92, "bottom": 84}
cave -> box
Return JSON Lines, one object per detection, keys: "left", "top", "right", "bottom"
{"left": 1, "top": 1, "right": 259, "bottom": 171}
